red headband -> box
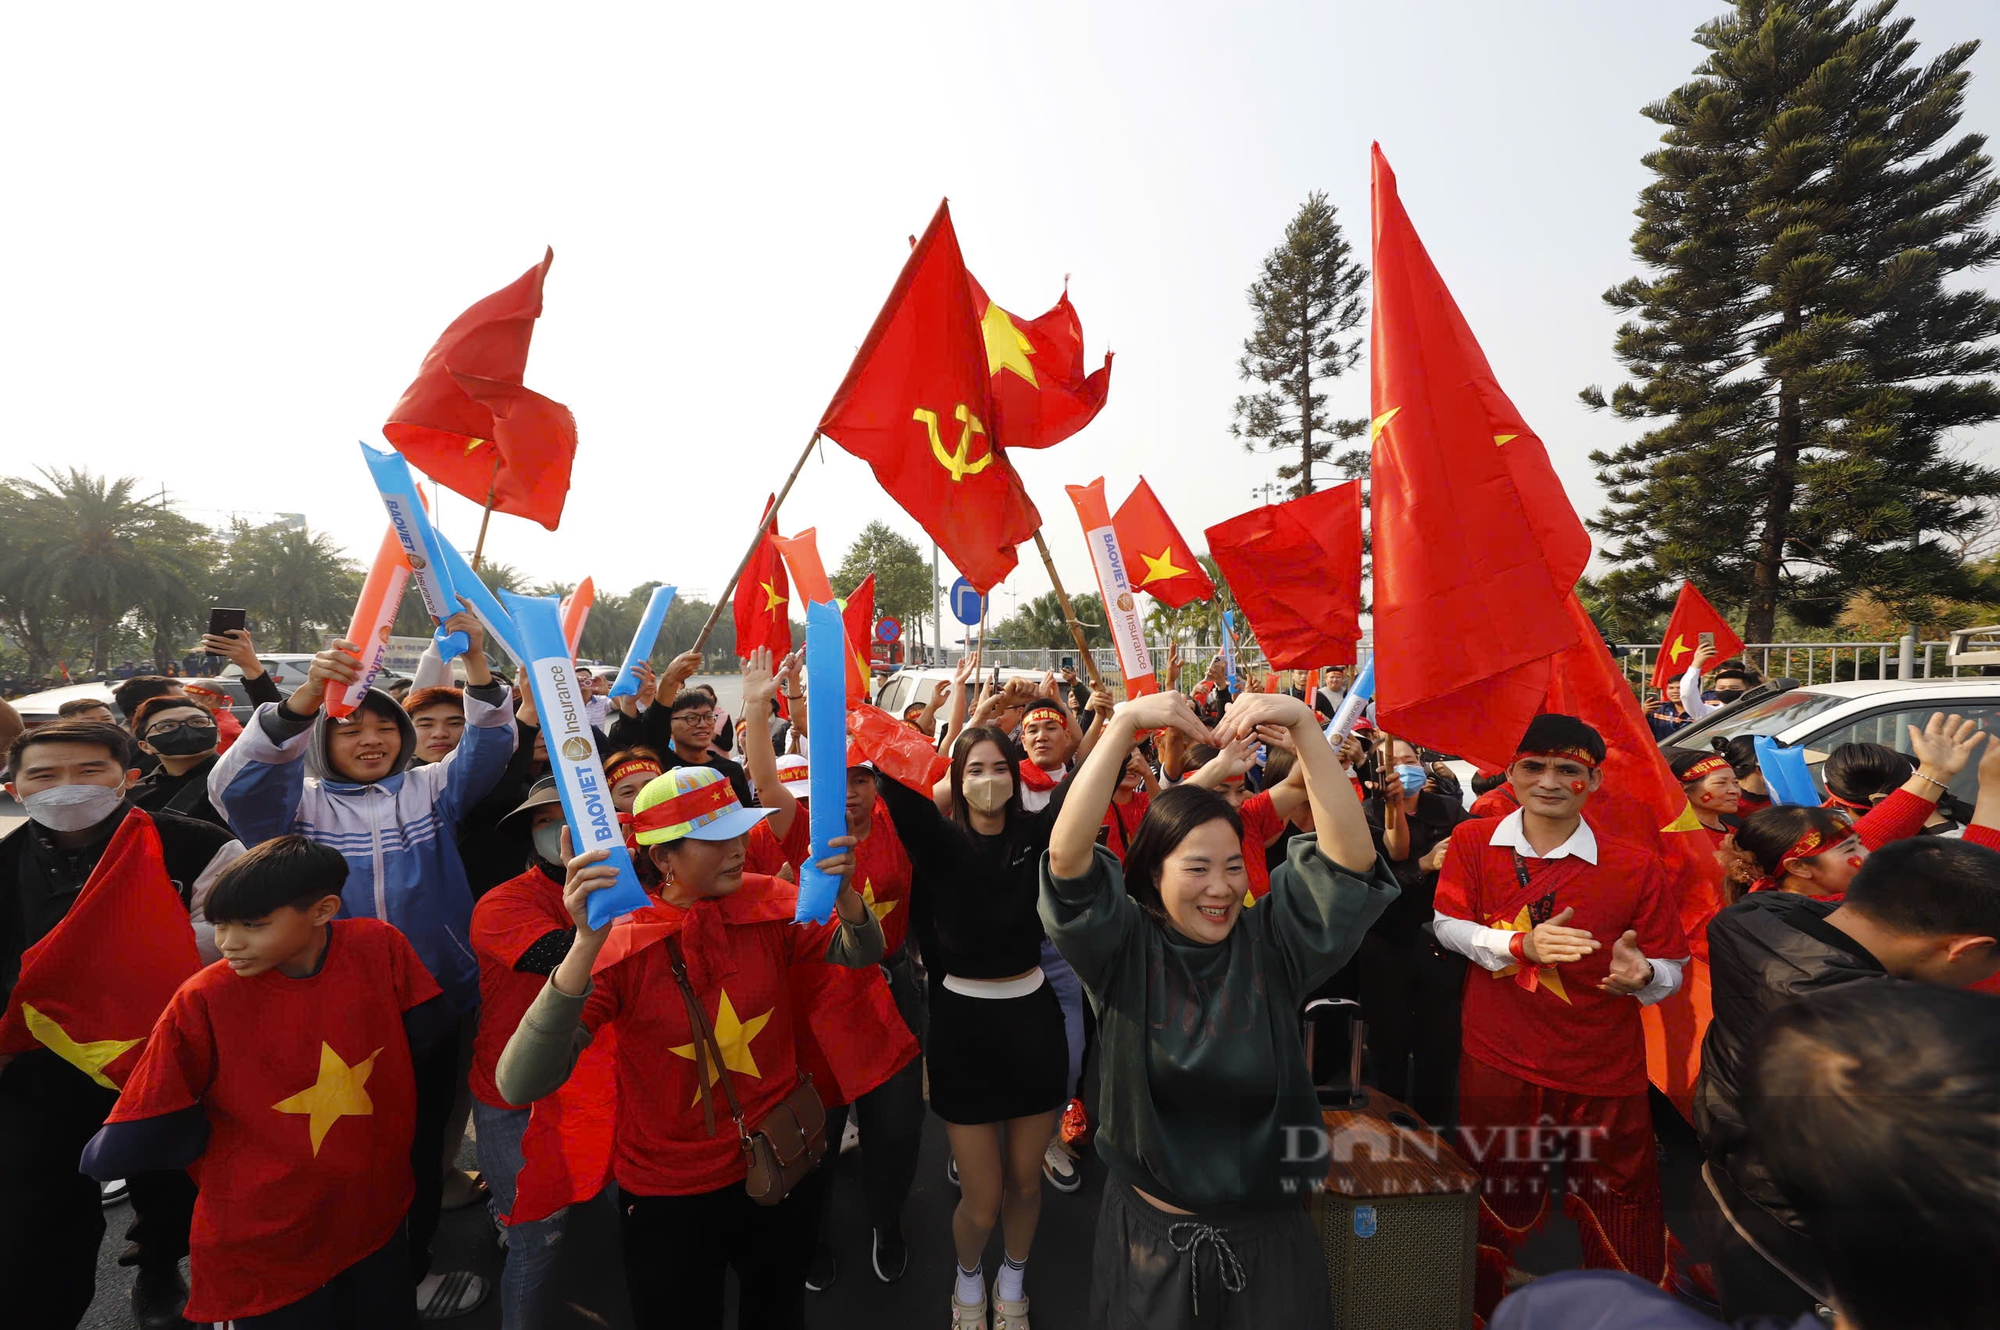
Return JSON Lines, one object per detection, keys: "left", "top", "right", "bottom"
{"left": 607, "top": 758, "right": 663, "bottom": 787}
{"left": 1678, "top": 755, "right": 1732, "bottom": 782}
{"left": 631, "top": 778, "right": 739, "bottom": 836}
{"left": 1512, "top": 748, "right": 1600, "bottom": 770}
{"left": 1750, "top": 816, "right": 1853, "bottom": 892}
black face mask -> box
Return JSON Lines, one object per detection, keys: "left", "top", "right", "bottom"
{"left": 145, "top": 722, "right": 217, "bottom": 756}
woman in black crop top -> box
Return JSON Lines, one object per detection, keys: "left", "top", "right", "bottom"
{"left": 875, "top": 725, "right": 1067, "bottom": 1330}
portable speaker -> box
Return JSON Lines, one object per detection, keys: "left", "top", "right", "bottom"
{"left": 1305, "top": 999, "right": 1479, "bottom": 1329}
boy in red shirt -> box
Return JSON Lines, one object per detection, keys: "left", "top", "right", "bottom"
{"left": 82, "top": 837, "right": 454, "bottom": 1327}
{"left": 1432, "top": 714, "right": 1690, "bottom": 1305}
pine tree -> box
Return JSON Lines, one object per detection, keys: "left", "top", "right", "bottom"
{"left": 1583, "top": 0, "right": 2000, "bottom": 642}
{"left": 1232, "top": 192, "right": 1368, "bottom": 496}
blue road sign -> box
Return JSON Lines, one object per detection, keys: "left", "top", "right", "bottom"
{"left": 875, "top": 616, "right": 902, "bottom": 644}
{"left": 950, "top": 577, "right": 984, "bottom": 627}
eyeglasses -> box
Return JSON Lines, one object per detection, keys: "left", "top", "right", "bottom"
{"left": 672, "top": 711, "right": 716, "bottom": 725}
{"left": 144, "top": 718, "right": 217, "bottom": 739}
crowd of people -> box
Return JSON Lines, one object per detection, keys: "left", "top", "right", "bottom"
{"left": 1, "top": 620, "right": 1996, "bottom": 1330}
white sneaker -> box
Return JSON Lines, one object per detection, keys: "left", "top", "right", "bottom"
{"left": 947, "top": 1153, "right": 959, "bottom": 1188}
{"left": 1041, "top": 1137, "right": 1081, "bottom": 1193}
{"left": 99, "top": 1178, "right": 128, "bottom": 1207}
{"left": 841, "top": 1117, "right": 861, "bottom": 1155}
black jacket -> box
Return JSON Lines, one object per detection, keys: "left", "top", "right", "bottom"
{"left": 1361, "top": 791, "right": 1467, "bottom": 946}
{"left": 1695, "top": 893, "right": 1885, "bottom": 1256}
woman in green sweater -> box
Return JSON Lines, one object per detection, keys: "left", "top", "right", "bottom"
{"left": 1042, "top": 689, "right": 1397, "bottom": 1329}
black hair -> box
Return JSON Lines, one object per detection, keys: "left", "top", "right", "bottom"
{"left": 1747, "top": 982, "right": 2000, "bottom": 1330}
{"left": 57, "top": 696, "right": 117, "bottom": 719}
{"left": 8, "top": 720, "right": 132, "bottom": 775}
{"left": 1515, "top": 713, "right": 1606, "bottom": 765}
{"left": 203, "top": 836, "right": 347, "bottom": 922}
{"left": 1261, "top": 744, "right": 1298, "bottom": 788}
{"left": 1710, "top": 668, "right": 1758, "bottom": 691}
{"left": 1712, "top": 733, "right": 1760, "bottom": 777}
{"left": 1844, "top": 837, "right": 2000, "bottom": 940}
{"left": 1724, "top": 805, "right": 1852, "bottom": 902}
{"left": 1823, "top": 742, "right": 1912, "bottom": 804}
{"left": 131, "top": 694, "right": 215, "bottom": 738}
{"left": 947, "top": 725, "right": 1026, "bottom": 841}
{"left": 111, "top": 675, "right": 182, "bottom": 721}
{"left": 1121, "top": 783, "right": 1244, "bottom": 922}
{"left": 668, "top": 690, "right": 713, "bottom": 717}
{"left": 1187, "top": 743, "right": 1221, "bottom": 769}
{"left": 690, "top": 683, "right": 719, "bottom": 704}
{"left": 1664, "top": 746, "right": 1733, "bottom": 785}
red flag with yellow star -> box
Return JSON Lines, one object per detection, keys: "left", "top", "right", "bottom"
{"left": 383, "top": 248, "right": 578, "bottom": 530}
{"left": 733, "top": 496, "right": 792, "bottom": 662}
{"left": 841, "top": 574, "right": 876, "bottom": 706}
{"left": 1112, "top": 478, "right": 1216, "bottom": 609}
{"left": 772, "top": 528, "right": 869, "bottom": 705}
{"left": 819, "top": 201, "right": 1040, "bottom": 593}
{"left": 0, "top": 809, "right": 201, "bottom": 1089}
{"left": 1651, "top": 581, "right": 1745, "bottom": 691}
{"left": 966, "top": 273, "right": 1112, "bottom": 450}
{"left": 1368, "top": 144, "right": 1591, "bottom": 769}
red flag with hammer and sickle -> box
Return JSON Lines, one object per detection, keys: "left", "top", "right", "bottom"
{"left": 818, "top": 201, "right": 1040, "bottom": 593}
{"left": 1651, "top": 582, "right": 1745, "bottom": 691}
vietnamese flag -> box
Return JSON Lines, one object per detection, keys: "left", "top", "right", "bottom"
{"left": 1204, "top": 482, "right": 1364, "bottom": 669}
{"left": 1651, "top": 582, "right": 1745, "bottom": 691}
{"left": 841, "top": 574, "right": 876, "bottom": 705}
{"left": 772, "top": 529, "right": 870, "bottom": 705}
{"left": 733, "top": 496, "right": 792, "bottom": 662}
{"left": 819, "top": 201, "right": 1040, "bottom": 592}
{"left": 1113, "top": 478, "right": 1215, "bottom": 609}
{"left": 1542, "top": 592, "right": 1726, "bottom": 1118}
{"left": 0, "top": 810, "right": 202, "bottom": 1089}
{"left": 966, "top": 272, "right": 1112, "bottom": 451}
{"left": 384, "top": 249, "right": 579, "bottom": 531}
{"left": 1368, "top": 145, "right": 1591, "bottom": 769}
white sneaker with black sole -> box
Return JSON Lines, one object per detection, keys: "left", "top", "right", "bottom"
{"left": 1042, "top": 1137, "right": 1081, "bottom": 1193}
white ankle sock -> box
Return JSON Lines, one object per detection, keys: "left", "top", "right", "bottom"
{"left": 955, "top": 1262, "right": 984, "bottom": 1305}
{"left": 996, "top": 1254, "right": 1027, "bottom": 1303}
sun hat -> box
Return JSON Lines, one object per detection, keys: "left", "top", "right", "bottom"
{"left": 498, "top": 775, "right": 564, "bottom": 832}
{"left": 631, "top": 766, "right": 776, "bottom": 845}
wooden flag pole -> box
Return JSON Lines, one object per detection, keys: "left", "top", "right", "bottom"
{"left": 691, "top": 432, "right": 823, "bottom": 654}
{"left": 1031, "top": 529, "right": 1107, "bottom": 694}
{"left": 470, "top": 456, "right": 501, "bottom": 572}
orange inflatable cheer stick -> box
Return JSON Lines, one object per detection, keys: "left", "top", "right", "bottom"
{"left": 560, "top": 577, "right": 595, "bottom": 658}
{"left": 325, "top": 525, "right": 413, "bottom": 718}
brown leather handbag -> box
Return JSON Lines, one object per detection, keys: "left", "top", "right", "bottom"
{"left": 667, "top": 936, "right": 826, "bottom": 1205}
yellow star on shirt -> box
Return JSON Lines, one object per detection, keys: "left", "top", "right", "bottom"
{"left": 1491, "top": 906, "right": 1570, "bottom": 1004}
{"left": 273, "top": 1043, "right": 382, "bottom": 1156}
{"left": 980, "top": 302, "right": 1039, "bottom": 387}
{"left": 1137, "top": 548, "right": 1189, "bottom": 587}
{"left": 21, "top": 1003, "right": 141, "bottom": 1091}
{"left": 464, "top": 436, "right": 487, "bottom": 454}
{"left": 861, "top": 879, "right": 897, "bottom": 923}
{"left": 760, "top": 580, "right": 787, "bottom": 612}
{"left": 670, "top": 989, "right": 773, "bottom": 1106}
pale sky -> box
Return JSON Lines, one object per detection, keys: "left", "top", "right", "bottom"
{"left": 7, "top": 0, "right": 1998, "bottom": 640}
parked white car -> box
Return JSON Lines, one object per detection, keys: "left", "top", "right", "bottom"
{"left": 1668, "top": 676, "right": 2000, "bottom": 808}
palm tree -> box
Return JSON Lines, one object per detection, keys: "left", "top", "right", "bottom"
{"left": 217, "top": 521, "right": 361, "bottom": 651}
{"left": 6, "top": 469, "right": 212, "bottom": 671}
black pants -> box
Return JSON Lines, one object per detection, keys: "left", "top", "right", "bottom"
{"left": 1088, "top": 1176, "right": 1331, "bottom": 1329}
{"left": 0, "top": 1050, "right": 197, "bottom": 1330}
{"left": 822, "top": 951, "right": 927, "bottom": 1235}
{"left": 1354, "top": 933, "right": 1465, "bottom": 1128}
{"left": 232, "top": 1224, "right": 414, "bottom": 1329}
{"left": 406, "top": 1018, "right": 466, "bottom": 1283}
{"left": 621, "top": 1168, "right": 828, "bottom": 1330}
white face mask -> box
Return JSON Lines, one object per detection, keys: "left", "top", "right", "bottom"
{"left": 23, "top": 782, "right": 125, "bottom": 833}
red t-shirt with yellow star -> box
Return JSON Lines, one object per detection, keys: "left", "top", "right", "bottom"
{"left": 100, "top": 918, "right": 439, "bottom": 1321}
{"left": 743, "top": 800, "right": 914, "bottom": 956}
{"left": 1434, "top": 818, "right": 1687, "bottom": 1097}
{"left": 582, "top": 874, "right": 853, "bottom": 1196}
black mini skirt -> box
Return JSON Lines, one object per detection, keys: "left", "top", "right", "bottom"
{"left": 925, "top": 976, "right": 1068, "bottom": 1125}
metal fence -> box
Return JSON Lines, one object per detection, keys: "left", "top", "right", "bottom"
{"left": 901, "top": 636, "right": 1989, "bottom": 693}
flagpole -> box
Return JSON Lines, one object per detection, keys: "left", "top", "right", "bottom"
{"left": 471, "top": 456, "right": 501, "bottom": 572}
{"left": 691, "top": 432, "right": 823, "bottom": 654}
{"left": 1031, "top": 530, "right": 1107, "bottom": 694}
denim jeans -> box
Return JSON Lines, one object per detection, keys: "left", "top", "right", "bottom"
{"left": 1040, "top": 937, "right": 1086, "bottom": 1104}
{"left": 472, "top": 1099, "right": 568, "bottom": 1330}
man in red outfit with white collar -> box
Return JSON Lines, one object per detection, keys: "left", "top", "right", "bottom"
{"left": 1432, "top": 713, "right": 1690, "bottom": 1310}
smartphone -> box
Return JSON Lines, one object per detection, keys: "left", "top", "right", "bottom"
{"left": 1061, "top": 656, "right": 1074, "bottom": 669}
{"left": 1698, "top": 631, "right": 1715, "bottom": 649}
{"left": 990, "top": 664, "right": 1002, "bottom": 689}
{"left": 207, "top": 607, "right": 247, "bottom": 638}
